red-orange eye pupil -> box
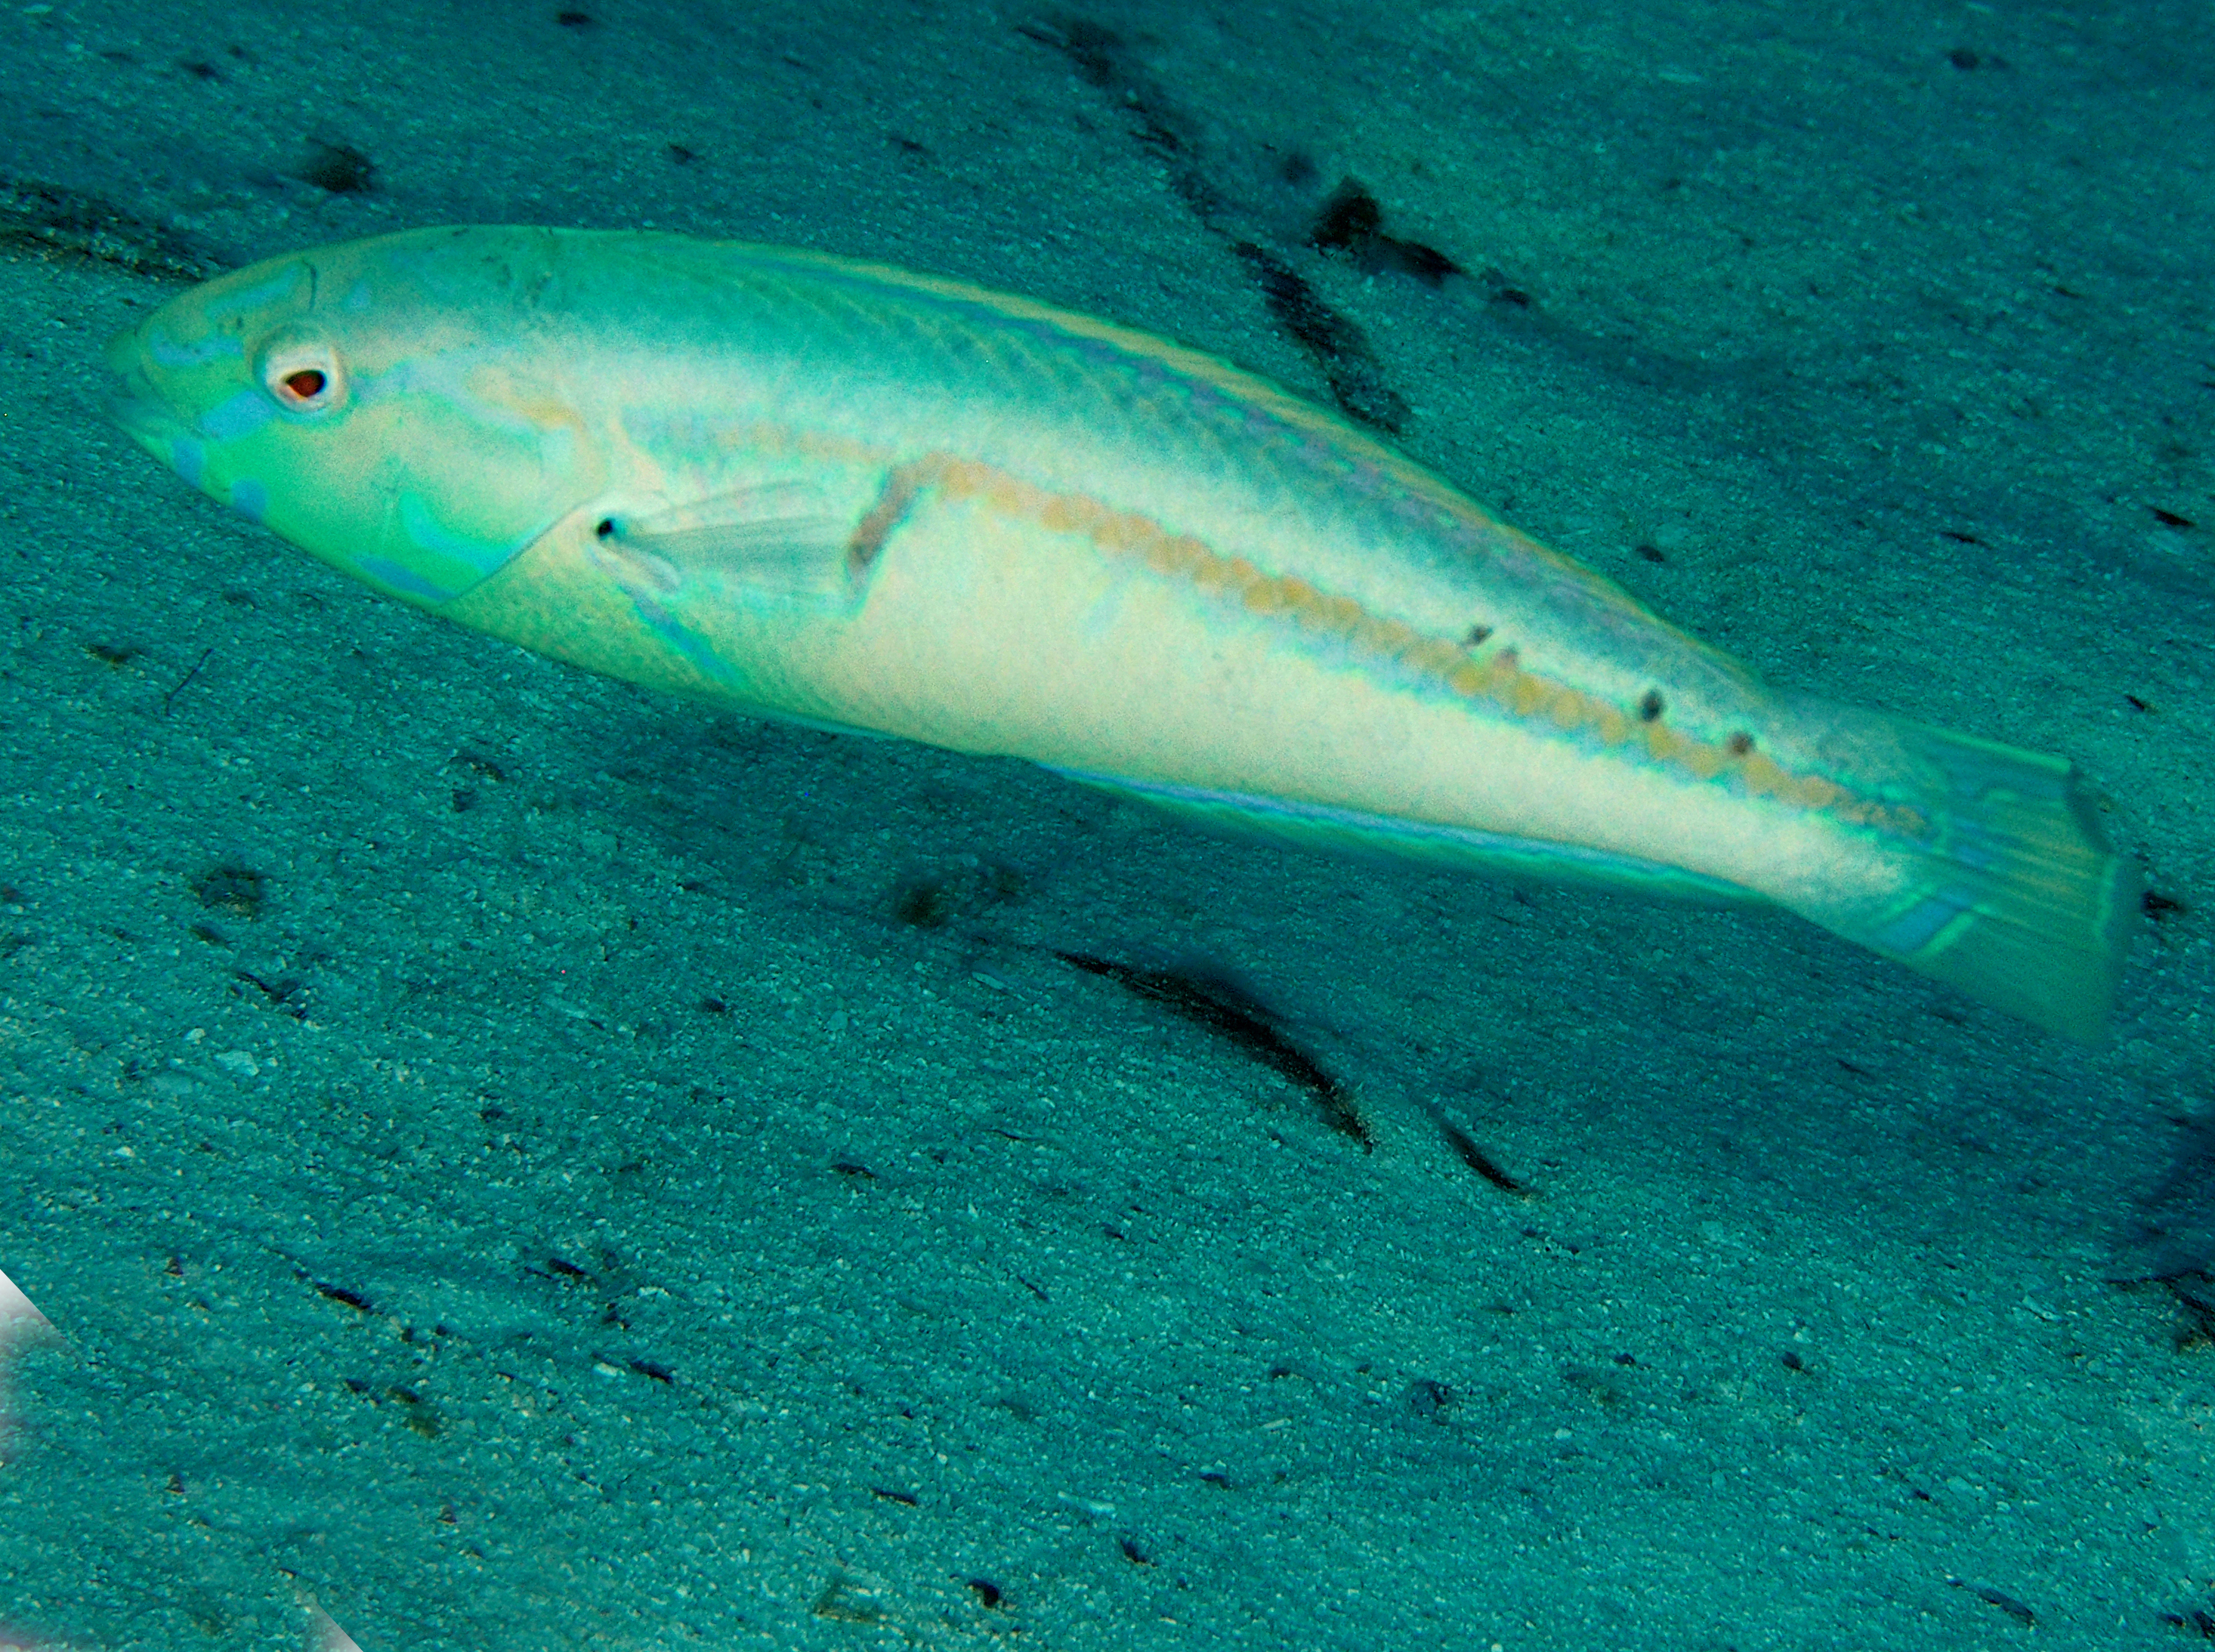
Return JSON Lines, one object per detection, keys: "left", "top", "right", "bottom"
{"left": 283, "top": 368, "right": 327, "bottom": 400}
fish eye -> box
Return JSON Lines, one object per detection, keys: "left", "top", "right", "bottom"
{"left": 260, "top": 337, "right": 348, "bottom": 414}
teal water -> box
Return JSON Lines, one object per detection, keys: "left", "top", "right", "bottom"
{"left": 2, "top": 1, "right": 2211, "bottom": 1647}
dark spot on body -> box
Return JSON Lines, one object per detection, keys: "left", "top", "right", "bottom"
{"left": 1639, "top": 689, "right": 1665, "bottom": 722}
{"left": 1726, "top": 730, "right": 1755, "bottom": 755}
{"left": 1463, "top": 623, "right": 1493, "bottom": 646}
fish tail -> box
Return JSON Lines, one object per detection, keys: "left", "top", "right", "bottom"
{"left": 1786, "top": 717, "right": 2140, "bottom": 1042}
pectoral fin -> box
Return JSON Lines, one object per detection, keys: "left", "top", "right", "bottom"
{"left": 601, "top": 483, "right": 860, "bottom": 599}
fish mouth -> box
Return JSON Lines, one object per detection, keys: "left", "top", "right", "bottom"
{"left": 108, "top": 385, "right": 185, "bottom": 449}
{"left": 103, "top": 323, "right": 192, "bottom": 462}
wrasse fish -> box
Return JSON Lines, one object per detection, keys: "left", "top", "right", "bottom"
{"left": 104, "top": 227, "right": 2138, "bottom": 1039}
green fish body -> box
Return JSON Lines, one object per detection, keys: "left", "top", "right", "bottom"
{"left": 105, "top": 226, "right": 2138, "bottom": 1039}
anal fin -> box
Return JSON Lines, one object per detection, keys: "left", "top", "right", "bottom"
{"left": 1052, "top": 767, "right": 1766, "bottom": 906}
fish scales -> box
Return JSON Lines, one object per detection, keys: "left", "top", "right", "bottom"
{"left": 104, "top": 226, "right": 2139, "bottom": 1039}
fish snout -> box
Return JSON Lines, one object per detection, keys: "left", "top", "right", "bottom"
{"left": 102, "top": 323, "right": 187, "bottom": 455}
{"left": 102, "top": 320, "right": 144, "bottom": 381}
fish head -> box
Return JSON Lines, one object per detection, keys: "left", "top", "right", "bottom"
{"left": 104, "top": 227, "right": 607, "bottom": 610}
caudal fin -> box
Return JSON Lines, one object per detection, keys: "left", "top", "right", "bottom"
{"left": 1789, "top": 718, "right": 2140, "bottom": 1042}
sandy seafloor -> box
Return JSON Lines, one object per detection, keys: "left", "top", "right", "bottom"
{"left": 1, "top": 0, "right": 2212, "bottom": 1647}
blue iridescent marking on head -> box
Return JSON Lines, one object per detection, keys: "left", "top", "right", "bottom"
{"left": 170, "top": 434, "right": 206, "bottom": 489}
{"left": 354, "top": 552, "right": 471, "bottom": 605}
{"left": 200, "top": 389, "right": 276, "bottom": 443}
{"left": 381, "top": 493, "right": 540, "bottom": 602}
